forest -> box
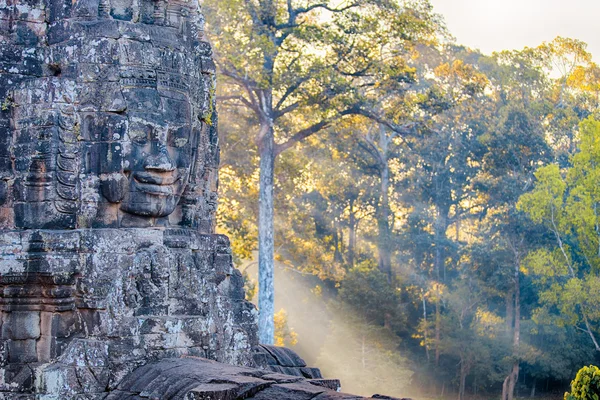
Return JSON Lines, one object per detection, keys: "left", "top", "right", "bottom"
{"left": 202, "top": 0, "right": 600, "bottom": 399}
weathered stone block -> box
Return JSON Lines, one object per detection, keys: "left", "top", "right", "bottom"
{"left": 1, "top": 364, "right": 35, "bottom": 392}
{"left": 74, "top": 366, "right": 110, "bottom": 393}
{"left": 40, "top": 311, "right": 79, "bottom": 339}
{"left": 186, "top": 383, "right": 238, "bottom": 400}
{"left": 249, "top": 382, "right": 326, "bottom": 400}
{"left": 7, "top": 339, "right": 38, "bottom": 363}
{"left": 308, "top": 379, "right": 342, "bottom": 391}
{"left": 37, "top": 334, "right": 57, "bottom": 362}
{"left": 314, "top": 393, "right": 364, "bottom": 400}
{"left": 2, "top": 311, "right": 40, "bottom": 340}
{"left": 36, "top": 364, "right": 82, "bottom": 397}
{"left": 75, "top": 309, "right": 106, "bottom": 337}
{"left": 60, "top": 340, "right": 109, "bottom": 368}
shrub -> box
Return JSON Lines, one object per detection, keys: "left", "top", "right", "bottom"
{"left": 565, "top": 365, "right": 600, "bottom": 400}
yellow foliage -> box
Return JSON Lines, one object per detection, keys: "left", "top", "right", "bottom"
{"left": 474, "top": 308, "right": 504, "bottom": 338}
{"left": 274, "top": 309, "right": 298, "bottom": 347}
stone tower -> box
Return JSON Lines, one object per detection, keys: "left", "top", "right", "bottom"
{"left": 0, "top": 0, "right": 258, "bottom": 396}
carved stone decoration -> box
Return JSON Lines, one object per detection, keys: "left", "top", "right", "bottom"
{"left": 0, "top": 230, "right": 258, "bottom": 396}
{"left": 1, "top": 0, "right": 217, "bottom": 231}
{"left": 0, "top": 0, "right": 257, "bottom": 397}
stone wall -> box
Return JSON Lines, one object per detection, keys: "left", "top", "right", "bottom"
{"left": 0, "top": 229, "right": 257, "bottom": 396}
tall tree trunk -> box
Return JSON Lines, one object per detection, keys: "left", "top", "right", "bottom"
{"left": 258, "top": 121, "right": 275, "bottom": 344}
{"left": 502, "top": 261, "right": 521, "bottom": 400}
{"left": 506, "top": 290, "right": 514, "bottom": 332}
{"left": 334, "top": 221, "right": 344, "bottom": 263}
{"left": 376, "top": 125, "right": 392, "bottom": 282}
{"left": 458, "top": 356, "right": 469, "bottom": 400}
{"left": 503, "top": 363, "right": 520, "bottom": 400}
{"left": 361, "top": 334, "right": 366, "bottom": 370}
{"left": 377, "top": 161, "right": 392, "bottom": 282}
{"left": 455, "top": 212, "right": 460, "bottom": 242}
{"left": 348, "top": 199, "right": 356, "bottom": 268}
{"left": 433, "top": 209, "right": 448, "bottom": 282}
{"left": 435, "top": 294, "right": 441, "bottom": 366}
{"left": 422, "top": 289, "right": 430, "bottom": 362}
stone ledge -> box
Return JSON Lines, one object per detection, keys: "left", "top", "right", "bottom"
{"left": 104, "top": 357, "right": 408, "bottom": 400}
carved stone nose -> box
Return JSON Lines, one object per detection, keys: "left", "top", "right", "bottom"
{"left": 144, "top": 143, "right": 176, "bottom": 172}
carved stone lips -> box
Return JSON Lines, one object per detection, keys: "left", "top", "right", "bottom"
{"left": 133, "top": 172, "right": 180, "bottom": 196}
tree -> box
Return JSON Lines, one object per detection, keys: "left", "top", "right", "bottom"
{"left": 203, "top": 0, "right": 440, "bottom": 343}
{"left": 518, "top": 118, "right": 600, "bottom": 353}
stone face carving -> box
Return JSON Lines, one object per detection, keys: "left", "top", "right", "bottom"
{"left": 0, "top": 0, "right": 256, "bottom": 397}
{"left": 1, "top": 0, "right": 218, "bottom": 231}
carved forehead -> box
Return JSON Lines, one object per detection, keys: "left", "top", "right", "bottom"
{"left": 38, "top": 0, "right": 205, "bottom": 28}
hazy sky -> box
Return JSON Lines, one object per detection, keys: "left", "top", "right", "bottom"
{"left": 429, "top": 0, "right": 600, "bottom": 61}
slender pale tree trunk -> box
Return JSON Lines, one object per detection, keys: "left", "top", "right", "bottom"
{"left": 435, "top": 295, "right": 441, "bottom": 366}
{"left": 458, "top": 357, "right": 469, "bottom": 400}
{"left": 257, "top": 87, "right": 275, "bottom": 343}
{"left": 334, "top": 221, "right": 344, "bottom": 263}
{"left": 506, "top": 290, "right": 514, "bottom": 332}
{"left": 377, "top": 160, "right": 392, "bottom": 282}
{"left": 348, "top": 199, "right": 357, "bottom": 268}
{"left": 361, "top": 334, "right": 366, "bottom": 370}
{"left": 422, "top": 290, "right": 431, "bottom": 362}
{"left": 433, "top": 208, "right": 449, "bottom": 282}
{"left": 377, "top": 125, "right": 392, "bottom": 282}
{"left": 502, "top": 261, "right": 521, "bottom": 400}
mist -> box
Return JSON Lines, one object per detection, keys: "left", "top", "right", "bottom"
{"left": 244, "top": 259, "right": 415, "bottom": 398}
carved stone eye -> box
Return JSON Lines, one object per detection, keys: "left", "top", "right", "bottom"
{"left": 174, "top": 138, "right": 188, "bottom": 148}
{"left": 168, "top": 127, "right": 189, "bottom": 148}
{"left": 129, "top": 129, "right": 148, "bottom": 145}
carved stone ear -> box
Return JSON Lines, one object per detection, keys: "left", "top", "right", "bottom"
{"left": 100, "top": 173, "right": 128, "bottom": 203}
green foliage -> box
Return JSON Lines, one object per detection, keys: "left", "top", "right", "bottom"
{"left": 338, "top": 262, "right": 404, "bottom": 327}
{"left": 519, "top": 118, "right": 600, "bottom": 349}
{"left": 565, "top": 366, "right": 600, "bottom": 400}
{"left": 1, "top": 95, "right": 14, "bottom": 111}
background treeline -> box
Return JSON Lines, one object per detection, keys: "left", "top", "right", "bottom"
{"left": 203, "top": 0, "right": 600, "bottom": 398}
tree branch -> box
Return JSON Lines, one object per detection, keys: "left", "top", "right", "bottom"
{"left": 273, "top": 74, "right": 312, "bottom": 115}
{"left": 217, "top": 95, "right": 253, "bottom": 109}
{"left": 349, "top": 105, "right": 418, "bottom": 137}
{"left": 274, "top": 101, "right": 300, "bottom": 120}
{"left": 276, "top": 2, "right": 360, "bottom": 30}
{"left": 220, "top": 65, "right": 262, "bottom": 116}
{"left": 274, "top": 119, "right": 332, "bottom": 156}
